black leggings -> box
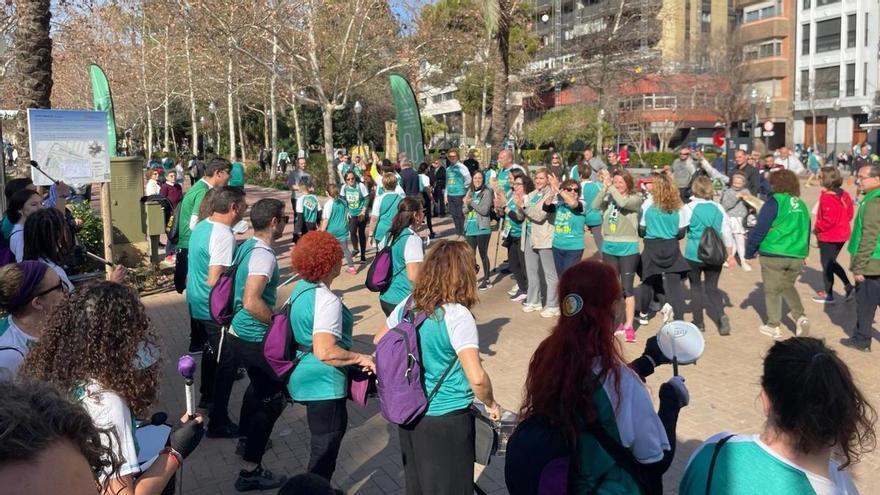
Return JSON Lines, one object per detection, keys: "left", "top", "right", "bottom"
{"left": 602, "top": 252, "right": 639, "bottom": 297}
{"left": 304, "top": 398, "right": 348, "bottom": 481}
{"left": 232, "top": 337, "right": 287, "bottom": 465}
{"left": 422, "top": 192, "right": 434, "bottom": 234}
{"left": 507, "top": 237, "right": 527, "bottom": 292}
{"left": 348, "top": 215, "right": 368, "bottom": 260}
{"left": 687, "top": 260, "right": 724, "bottom": 326}
{"left": 818, "top": 241, "right": 851, "bottom": 294}
{"left": 399, "top": 408, "right": 474, "bottom": 495}
{"left": 466, "top": 234, "right": 491, "bottom": 284}
{"left": 640, "top": 273, "right": 687, "bottom": 320}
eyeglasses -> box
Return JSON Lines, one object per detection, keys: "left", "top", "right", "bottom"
{"left": 564, "top": 187, "right": 579, "bottom": 192}
{"left": 31, "top": 281, "right": 67, "bottom": 299}
{"left": 345, "top": 177, "right": 356, "bottom": 182}
{"left": 514, "top": 182, "right": 524, "bottom": 186}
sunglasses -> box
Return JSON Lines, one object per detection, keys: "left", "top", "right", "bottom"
{"left": 564, "top": 187, "right": 579, "bottom": 192}
{"left": 32, "top": 281, "right": 67, "bottom": 298}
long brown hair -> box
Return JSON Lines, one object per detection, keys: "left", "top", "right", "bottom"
{"left": 23, "top": 282, "right": 160, "bottom": 417}
{"left": 411, "top": 240, "right": 478, "bottom": 314}
{"left": 519, "top": 261, "right": 625, "bottom": 445}
{"left": 651, "top": 173, "right": 683, "bottom": 212}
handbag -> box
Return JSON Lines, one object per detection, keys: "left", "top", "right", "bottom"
{"left": 347, "top": 368, "right": 376, "bottom": 407}
{"left": 471, "top": 405, "right": 499, "bottom": 466}
{"left": 697, "top": 226, "right": 727, "bottom": 266}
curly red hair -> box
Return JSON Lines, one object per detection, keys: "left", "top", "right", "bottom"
{"left": 291, "top": 231, "right": 342, "bottom": 282}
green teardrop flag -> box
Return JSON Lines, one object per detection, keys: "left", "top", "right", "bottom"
{"left": 89, "top": 64, "right": 118, "bottom": 156}
{"left": 389, "top": 74, "right": 425, "bottom": 166}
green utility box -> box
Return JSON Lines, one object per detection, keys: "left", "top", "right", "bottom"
{"left": 108, "top": 156, "right": 149, "bottom": 265}
{"left": 143, "top": 202, "right": 166, "bottom": 237}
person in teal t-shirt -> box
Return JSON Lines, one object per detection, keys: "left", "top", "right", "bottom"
{"left": 228, "top": 161, "right": 246, "bottom": 187}
{"left": 286, "top": 231, "right": 375, "bottom": 482}
{"left": 320, "top": 183, "right": 356, "bottom": 274}
{"left": 464, "top": 170, "right": 494, "bottom": 290}
{"left": 680, "top": 337, "right": 868, "bottom": 495}
{"left": 373, "top": 239, "right": 502, "bottom": 495}
{"left": 294, "top": 191, "right": 321, "bottom": 243}
{"left": 546, "top": 179, "right": 587, "bottom": 276}
{"left": 445, "top": 150, "right": 472, "bottom": 237}
{"left": 341, "top": 171, "right": 369, "bottom": 262}
{"left": 226, "top": 198, "right": 287, "bottom": 491}
{"left": 377, "top": 197, "right": 424, "bottom": 316}
{"left": 369, "top": 173, "right": 403, "bottom": 246}
{"left": 503, "top": 169, "right": 532, "bottom": 301}
{"left": 578, "top": 166, "right": 605, "bottom": 252}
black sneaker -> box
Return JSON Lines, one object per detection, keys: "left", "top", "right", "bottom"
{"left": 478, "top": 281, "right": 493, "bottom": 291}
{"left": 845, "top": 285, "right": 856, "bottom": 301}
{"left": 234, "top": 466, "right": 286, "bottom": 492}
{"left": 718, "top": 315, "right": 731, "bottom": 336}
{"left": 840, "top": 337, "right": 871, "bottom": 352}
{"left": 206, "top": 422, "right": 240, "bottom": 438}
{"left": 235, "top": 438, "right": 273, "bottom": 457}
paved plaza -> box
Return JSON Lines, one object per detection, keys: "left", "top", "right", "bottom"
{"left": 145, "top": 181, "right": 880, "bottom": 494}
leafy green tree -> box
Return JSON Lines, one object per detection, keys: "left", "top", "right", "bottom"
{"left": 525, "top": 105, "right": 614, "bottom": 150}
{"left": 421, "top": 114, "right": 448, "bottom": 146}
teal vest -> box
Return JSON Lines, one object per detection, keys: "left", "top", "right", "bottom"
{"left": 446, "top": 164, "right": 466, "bottom": 196}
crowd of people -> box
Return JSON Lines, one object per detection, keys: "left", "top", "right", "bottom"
{"left": 0, "top": 140, "right": 878, "bottom": 495}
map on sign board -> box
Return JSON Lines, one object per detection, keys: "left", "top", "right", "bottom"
{"left": 27, "top": 109, "right": 112, "bottom": 186}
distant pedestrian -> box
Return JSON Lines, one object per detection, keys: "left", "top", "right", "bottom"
{"left": 811, "top": 166, "right": 854, "bottom": 305}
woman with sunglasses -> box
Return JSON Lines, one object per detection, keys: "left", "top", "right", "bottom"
{"left": 523, "top": 168, "right": 560, "bottom": 318}
{"left": 464, "top": 169, "right": 495, "bottom": 290}
{"left": 544, "top": 178, "right": 587, "bottom": 275}
{"left": 341, "top": 171, "right": 369, "bottom": 263}
{"left": 504, "top": 170, "right": 532, "bottom": 302}
{"left": 23, "top": 281, "right": 205, "bottom": 495}
{"left": 0, "top": 261, "right": 67, "bottom": 379}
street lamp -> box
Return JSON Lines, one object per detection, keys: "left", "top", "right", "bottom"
{"left": 199, "top": 116, "right": 206, "bottom": 156}
{"left": 763, "top": 95, "right": 772, "bottom": 151}
{"left": 832, "top": 98, "right": 841, "bottom": 160}
{"left": 354, "top": 100, "right": 363, "bottom": 154}
{"left": 208, "top": 102, "right": 219, "bottom": 154}
{"left": 749, "top": 88, "right": 758, "bottom": 148}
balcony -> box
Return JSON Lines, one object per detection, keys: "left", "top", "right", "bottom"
{"left": 735, "top": 17, "right": 791, "bottom": 45}
{"left": 742, "top": 58, "right": 791, "bottom": 81}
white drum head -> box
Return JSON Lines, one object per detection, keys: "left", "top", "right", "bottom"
{"left": 657, "top": 321, "right": 706, "bottom": 364}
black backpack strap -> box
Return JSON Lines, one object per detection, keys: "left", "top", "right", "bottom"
{"left": 585, "top": 420, "right": 653, "bottom": 495}
{"left": 705, "top": 434, "right": 735, "bottom": 495}
{"left": 425, "top": 355, "right": 458, "bottom": 403}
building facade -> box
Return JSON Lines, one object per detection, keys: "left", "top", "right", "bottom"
{"left": 792, "top": 0, "right": 879, "bottom": 154}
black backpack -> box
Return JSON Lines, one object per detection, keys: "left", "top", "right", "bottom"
{"left": 697, "top": 225, "right": 726, "bottom": 266}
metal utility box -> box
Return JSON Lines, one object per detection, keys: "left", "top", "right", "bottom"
{"left": 143, "top": 202, "right": 166, "bottom": 236}
{"left": 109, "top": 156, "right": 146, "bottom": 244}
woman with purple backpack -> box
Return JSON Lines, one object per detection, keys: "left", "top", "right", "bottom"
{"left": 373, "top": 240, "right": 503, "bottom": 495}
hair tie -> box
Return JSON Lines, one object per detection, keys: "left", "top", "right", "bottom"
{"left": 4, "top": 261, "right": 50, "bottom": 312}
{"left": 562, "top": 294, "right": 584, "bottom": 317}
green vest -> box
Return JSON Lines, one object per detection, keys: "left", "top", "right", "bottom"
{"left": 230, "top": 238, "right": 280, "bottom": 342}
{"left": 464, "top": 190, "right": 491, "bottom": 237}
{"left": 848, "top": 187, "right": 880, "bottom": 259}
{"left": 505, "top": 197, "right": 523, "bottom": 238}
{"left": 446, "top": 164, "right": 466, "bottom": 196}
{"left": 759, "top": 193, "right": 810, "bottom": 258}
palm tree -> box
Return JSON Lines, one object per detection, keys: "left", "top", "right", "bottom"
{"left": 12, "top": 0, "right": 53, "bottom": 168}
{"left": 482, "top": 0, "right": 510, "bottom": 149}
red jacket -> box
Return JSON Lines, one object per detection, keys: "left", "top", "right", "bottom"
{"left": 814, "top": 189, "right": 854, "bottom": 242}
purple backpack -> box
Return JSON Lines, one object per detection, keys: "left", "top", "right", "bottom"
{"left": 262, "top": 289, "right": 313, "bottom": 382}
{"left": 209, "top": 244, "right": 270, "bottom": 326}
{"left": 365, "top": 232, "right": 410, "bottom": 292}
{"left": 375, "top": 297, "right": 458, "bottom": 425}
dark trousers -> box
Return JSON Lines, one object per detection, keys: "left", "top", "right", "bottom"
{"left": 232, "top": 337, "right": 287, "bottom": 465}
{"left": 399, "top": 409, "right": 474, "bottom": 495}
{"left": 304, "top": 399, "right": 348, "bottom": 481}
{"left": 687, "top": 260, "right": 724, "bottom": 327}
{"left": 422, "top": 193, "right": 434, "bottom": 234}
{"left": 602, "top": 253, "right": 639, "bottom": 297}
{"left": 434, "top": 187, "right": 446, "bottom": 216}
{"left": 854, "top": 276, "right": 879, "bottom": 347}
{"left": 448, "top": 195, "right": 465, "bottom": 236}
{"left": 174, "top": 248, "right": 188, "bottom": 294}
{"left": 818, "top": 241, "right": 852, "bottom": 294}
{"left": 196, "top": 319, "right": 237, "bottom": 429}
{"left": 348, "top": 215, "right": 368, "bottom": 260}
{"left": 553, "top": 248, "right": 584, "bottom": 276}
{"left": 507, "top": 238, "right": 527, "bottom": 292}
{"left": 640, "top": 273, "right": 686, "bottom": 320}
{"left": 380, "top": 299, "right": 397, "bottom": 317}
{"left": 466, "top": 234, "right": 491, "bottom": 284}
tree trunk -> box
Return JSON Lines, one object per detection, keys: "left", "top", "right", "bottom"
{"left": 13, "top": 0, "right": 53, "bottom": 169}
{"left": 184, "top": 29, "right": 198, "bottom": 158}
{"left": 236, "top": 96, "right": 246, "bottom": 163}
{"left": 269, "top": 32, "right": 278, "bottom": 181}
{"left": 462, "top": 111, "right": 467, "bottom": 147}
{"left": 322, "top": 103, "right": 336, "bottom": 183}
{"left": 262, "top": 101, "right": 269, "bottom": 151}
{"left": 478, "top": 69, "right": 488, "bottom": 147}
{"left": 163, "top": 25, "right": 170, "bottom": 152}
{"left": 488, "top": 0, "right": 510, "bottom": 149}
{"left": 139, "top": 18, "right": 153, "bottom": 160}
{"left": 226, "top": 54, "right": 236, "bottom": 162}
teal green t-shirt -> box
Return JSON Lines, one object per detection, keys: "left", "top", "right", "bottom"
{"left": 374, "top": 194, "right": 401, "bottom": 242}
{"left": 186, "top": 219, "right": 236, "bottom": 321}
{"left": 229, "top": 162, "right": 245, "bottom": 187}
{"left": 379, "top": 230, "right": 422, "bottom": 305}
{"left": 287, "top": 281, "right": 354, "bottom": 401}
{"left": 297, "top": 194, "right": 320, "bottom": 224}
{"left": 552, "top": 203, "right": 586, "bottom": 250}
{"left": 569, "top": 164, "right": 581, "bottom": 182}
{"left": 342, "top": 184, "right": 367, "bottom": 216}
{"left": 230, "top": 238, "right": 279, "bottom": 342}
{"left": 177, "top": 179, "right": 210, "bottom": 249}
{"left": 464, "top": 189, "right": 491, "bottom": 237}
{"left": 643, "top": 206, "right": 684, "bottom": 240}
{"left": 446, "top": 163, "right": 467, "bottom": 197}
{"left": 685, "top": 201, "right": 725, "bottom": 262}
{"left": 602, "top": 240, "right": 639, "bottom": 257}
{"left": 325, "top": 198, "right": 349, "bottom": 240}
{"left": 679, "top": 434, "right": 854, "bottom": 495}
{"left": 0, "top": 216, "right": 12, "bottom": 240}
{"left": 505, "top": 197, "right": 523, "bottom": 238}
{"left": 580, "top": 181, "right": 604, "bottom": 227}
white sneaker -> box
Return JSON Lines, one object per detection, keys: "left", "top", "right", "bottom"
{"left": 507, "top": 286, "right": 519, "bottom": 297}
{"left": 759, "top": 325, "right": 783, "bottom": 339}
{"left": 796, "top": 316, "right": 810, "bottom": 337}
{"left": 637, "top": 312, "right": 650, "bottom": 325}
{"left": 742, "top": 262, "right": 753, "bottom": 272}
{"left": 540, "top": 306, "right": 561, "bottom": 318}
{"left": 660, "top": 303, "right": 673, "bottom": 323}
{"left": 522, "top": 303, "right": 542, "bottom": 313}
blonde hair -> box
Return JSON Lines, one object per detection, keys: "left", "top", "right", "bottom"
{"left": 382, "top": 172, "right": 398, "bottom": 191}
{"left": 326, "top": 183, "right": 340, "bottom": 198}
{"left": 0, "top": 265, "right": 25, "bottom": 310}
{"left": 652, "top": 174, "right": 683, "bottom": 212}
{"left": 412, "top": 240, "right": 478, "bottom": 314}
{"left": 690, "top": 176, "right": 715, "bottom": 200}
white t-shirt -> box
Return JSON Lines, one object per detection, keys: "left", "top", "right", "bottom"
{"left": 313, "top": 283, "right": 343, "bottom": 338}
{"left": 378, "top": 228, "right": 425, "bottom": 264}
{"left": 79, "top": 380, "right": 140, "bottom": 479}
{"left": 0, "top": 316, "right": 37, "bottom": 380}
{"left": 145, "top": 179, "right": 161, "bottom": 196}
{"left": 206, "top": 220, "right": 235, "bottom": 268}
{"left": 247, "top": 238, "right": 276, "bottom": 278}
{"left": 9, "top": 223, "right": 23, "bottom": 262}
{"left": 419, "top": 174, "right": 430, "bottom": 190}
{"left": 386, "top": 301, "right": 479, "bottom": 352}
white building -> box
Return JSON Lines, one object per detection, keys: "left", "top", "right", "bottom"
{"left": 793, "top": 0, "right": 879, "bottom": 154}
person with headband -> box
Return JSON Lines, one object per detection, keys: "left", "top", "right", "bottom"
{"left": 22, "top": 281, "right": 205, "bottom": 495}
{"left": 378, "top": 197, "right": 425, "bottom": 316}
{"left": 0, "top": 261, "right": 67, "bottom": 378}
{"left": 506, "top": 260, "right": 688, "bottom": 494}
{"left": 680, "top": 337, "right": 876, "bottom": 494}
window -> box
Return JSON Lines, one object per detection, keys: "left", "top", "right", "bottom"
{"left": 743, "top": 39, "right": 783, "bottom": 60}
{"left": 814, "top": 65, "right": 840, "bottom": 99}
{"left": 846, "top": 64, "right": 855, "bottom": 97}
{"left": 847, "top": 14, "right": 856, "bottom": 48}
{"left": 817, "top": 0, "right": 840, "bottom": 5}
{"left": 802, "top": 24, "right": 810, "bottom": 55}
{"left": 803, "top": 0, "right": 810, "bottom": 7}
{"left": 743, "top": 2, "right": 779, "bottom": 23}
{"left": 815, "top": 18, "right": 841, "bottom": 53}
{"left": 753, "top": 79, "right": 783, "bottom": 98}
{"left": 801, "top": 70, "right": 810, "bottom": 100}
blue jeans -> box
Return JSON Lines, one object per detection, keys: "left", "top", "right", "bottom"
{"left": 553, "top": 248, "right": 584, "bottom": 277}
